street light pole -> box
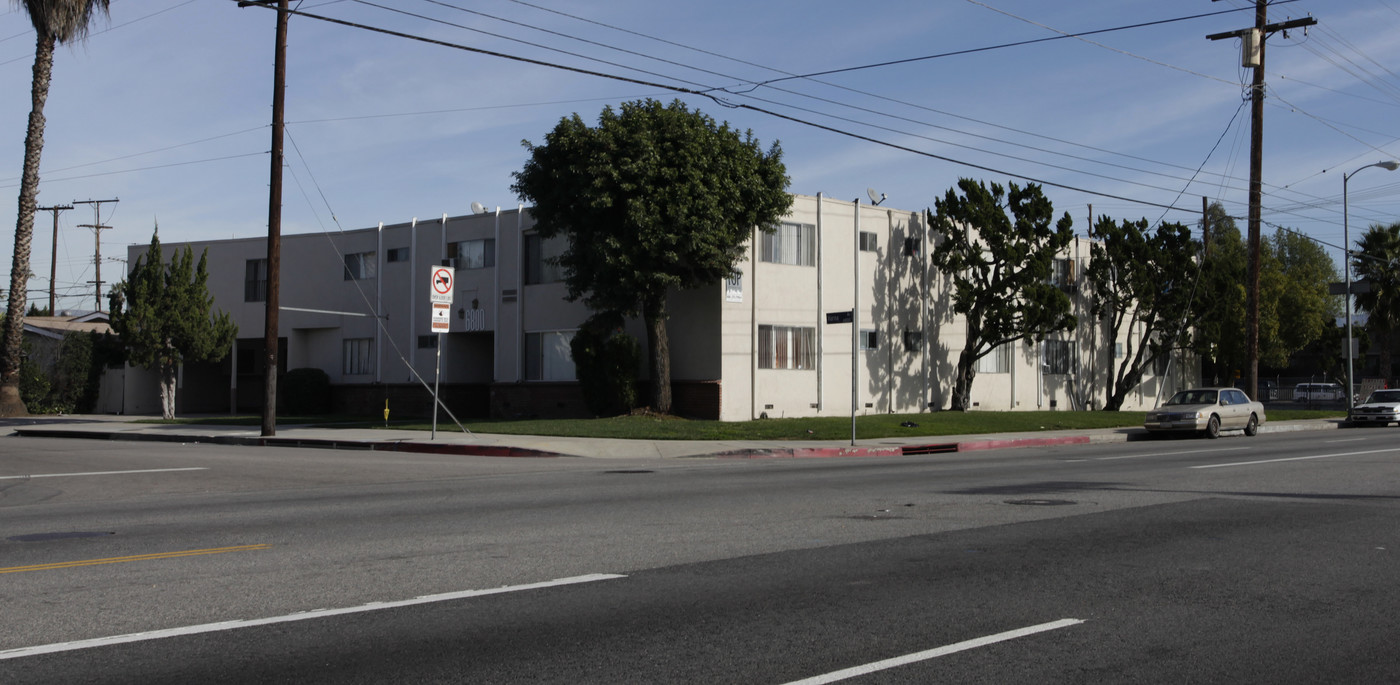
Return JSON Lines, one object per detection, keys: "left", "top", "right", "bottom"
{"left": 1343, "top": 160, "right": 1399, "bottom": 413}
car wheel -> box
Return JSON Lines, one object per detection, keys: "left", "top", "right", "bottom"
{"left": 1204, "top": 415, "right": 1221, "bottom": 439}
{"left": 1244, "top": 414, "right": 1258, "bottom": 437}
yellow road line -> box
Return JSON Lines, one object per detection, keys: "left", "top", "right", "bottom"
{"left": 0, "top": 544, "right": 271, "bottom": 574}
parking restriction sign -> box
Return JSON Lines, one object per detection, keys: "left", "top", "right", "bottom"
{"left": 431, "top": 302, "right": 451, "bottom": 332}
{"left": 429, "top": 266, "right": 454, "bottom": 304}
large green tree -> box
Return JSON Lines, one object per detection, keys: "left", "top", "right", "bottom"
{"left": 108, "top": 231, "right": 236, "bottom": 419}
{"left": 1353, "top": 221, "right": 1400, "bottom": 381}
{"left": 1259, "top": 227, "right": 1339, "bottom": 368}
{"left": 1192, "top": 203, "right": 1248, "bottom": 385}
{"left": 1, "top": 0, "right": 111, "bottom": 417}
{"left": 928, "top": 178, "right": 1076, "bottom": 411}
{"left": 512, "top": 99, "right": 791, "bottom": 414}
{"left": 1084, "top": 217, "right": 1197, "bottom": 410}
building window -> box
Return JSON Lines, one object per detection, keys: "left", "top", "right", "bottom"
{"left": 976, "top": 343, "right": 1010, "bottom": 374}
{"left": 417, "top": 335, "right": 437, "bottom": 349}
{"left": 760, "top": 222, "right": 816, "bottom": 266}
{"left": 859, "top": 329, "right": 878, "bottom": 351}
{"left": 449, "top": 239, "right": 495, "bottom": 269}
{"left": 902, "top": 329, "right": 922, "bottom": 352}
{"left": 244, "top": 259, "right": 267, "bottom": 302}
{"left": 902, "top": 237, "right": 922, "bottom": 257}
{"left": 386, "top": 247, "right": 410, "bottom": 263}
{"left": 343, "top": 338, "right": 374, "bottom": 375}
{"left": 344, "top": 251, "right": 377, "bottom": 280}
{"left": 858, "top": 231, "right": 878, "bottom": 252}
{"left": 525, "top": 331, "right": 576, "bottom": 380}
{"left": 1044, "top": 340, "right": 1075, "bottom": 375}
{"left": 1114, "top": 342, "right": 1124, "bottom": 359}
{"left": 525, "top": 234, "right": 567, "bottom": 284}
{"left": 1050, "top": 258, "right": 1075, "bottom": 290}
{"left": 758, "top": 325, "right": 816, "bottom": 370}
{"left": 1154, "top": 349, "right": 1170, "bottom": 375}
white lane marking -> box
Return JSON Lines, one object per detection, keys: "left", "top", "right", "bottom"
{"left": 1094, "top": 447, "right": 1252, "bottom": 461}
{"left": 782, "top": 618, "right": 1084, "bottom": 684}
{"left": 1325, "top": 438, "right": 1368, "bottom": 443}
{"left": 0, "top": 467, "right": 208, "bottom": 480}
{"left": 1191, "top": 447, "right": 1400, "bottom": 469}
{"left": 0, "top": 573, "right": 625, "bottom": 660}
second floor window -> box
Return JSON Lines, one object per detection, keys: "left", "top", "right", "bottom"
{"left": 1050, "top": 258, "right": 1074, "bottom": 289}
{"left": 244, "top": 258, "right": 267, "bottom": 302}
{"left": 449, "top": 239, "right": 495, "bottom": 269}
{"left": 344, "top": 251, "right": 376, "bottom": 280}
{"left": 761, "top": 222, "right": 815, "bottom": 266}
{"left": 525, "top": 233, "right": 567, "bottom": 285}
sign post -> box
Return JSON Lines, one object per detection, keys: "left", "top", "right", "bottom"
{"left": 429, "top": 266, "right": 454, "bottom": 439}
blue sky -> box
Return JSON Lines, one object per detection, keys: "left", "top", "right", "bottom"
{"left": 2, "top": 0, "right": 1398, "bottom": 313}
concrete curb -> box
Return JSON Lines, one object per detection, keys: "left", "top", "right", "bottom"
{"left": 9, "top": 428, "right": 565, "bottom": 458}
{"left": 8, "top": 417, "right": 1345, "bottom": 459}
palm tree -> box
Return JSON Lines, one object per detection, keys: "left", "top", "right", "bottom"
{"left": 0, "top": 0, "right": 110, "bottom": 416}
{"left": 1352, "top": 222, "right": 1400, "bottom": 384}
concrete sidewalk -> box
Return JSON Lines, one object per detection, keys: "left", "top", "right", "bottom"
{"left": 1, "top": 414, "right": 1346, "bottom": 460}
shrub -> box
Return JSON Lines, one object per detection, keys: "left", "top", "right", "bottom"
{"left": 280, "top": 367, "right": 332, "bottom": 415}
{"left": 571, "top": 313, "right": 640, "bottom": 417}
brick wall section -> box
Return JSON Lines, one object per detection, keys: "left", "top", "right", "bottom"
{"left": 490, "top": 383, "right": 589, "bottom": 419}
{"left": 488, "top": 380, "right": 722, "bottom": 420}
{"left": 334, "top": 383, "right": 490, "bottom": 420}
{"left": 670, "top": 380, "right": 721, "bottom": 420}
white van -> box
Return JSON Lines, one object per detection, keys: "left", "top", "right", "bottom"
{"left": 1293, "top": 382, "right": 1343, "bottom": 403}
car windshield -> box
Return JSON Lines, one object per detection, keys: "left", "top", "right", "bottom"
{"left": 1366, "top": 390, "right": 1400, "bottom": 404}
{"left": 1165, "top": 390, "right": 1217, "bottom": 406}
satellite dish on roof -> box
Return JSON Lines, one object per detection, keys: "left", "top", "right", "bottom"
{"left": 470, "top": 201, "right": 488, "bottom": 214}
{"left": 867, "top": 188, "right": 886, "bottom": 206}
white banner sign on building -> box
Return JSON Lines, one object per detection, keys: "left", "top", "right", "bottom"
{"left": 725, "top": 273, "right": 743, "bottom": 303}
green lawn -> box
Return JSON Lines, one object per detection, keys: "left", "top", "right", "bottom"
{"left": 139, "top": 407, "right": 1345, "bottom": 441}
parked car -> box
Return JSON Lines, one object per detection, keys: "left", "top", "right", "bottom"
{"left": 1348, "top": 389, "right": 1400, "bottom": 426}
{"left": 1144, "top": 387, "right": 1266, "bottom": 439}
{"left": 1293, "top": 382, "right": 1343, "bottom": 403}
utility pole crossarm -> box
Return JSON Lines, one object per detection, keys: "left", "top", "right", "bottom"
{"left": 1207, "top": 16, "right": 1314, "bottom": 41}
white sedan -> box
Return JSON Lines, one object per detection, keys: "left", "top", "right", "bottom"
{"left": 1144, "top": 387, "right": 1266, "bottom": 439}
{"left": 1349, "top": 389, "right": 1400, "bottom": 426}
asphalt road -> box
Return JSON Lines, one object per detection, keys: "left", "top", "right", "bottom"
{"left": 3, "top": 428, "right": 1399, "bottom": 682}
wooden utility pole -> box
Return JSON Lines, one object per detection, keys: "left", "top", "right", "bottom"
{"left": 73, "top": 198, "right": 118, "bottom": 313}
{"left": 37, "top": 204, "right": 72, "bottom": 314}
{"left": 1201, "top": 196, "right": 1210, "bottom": 257}
{"left": 241, "top": 0, "right": 288, "bottom": 437}
{"left": 1207, "top": 3, "right": 1315, "bottom": 400}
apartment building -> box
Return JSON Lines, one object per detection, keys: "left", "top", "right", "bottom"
{"left": 120, "top": 193, "right": 1195, "bottom": 419}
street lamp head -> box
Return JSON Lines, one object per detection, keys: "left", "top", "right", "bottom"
{"left": 1379, "top": 161, "right": 1399, "bottom": 171}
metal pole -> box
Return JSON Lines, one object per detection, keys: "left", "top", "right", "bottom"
{"left": 1345, "top": 170, "right": 1353, "bottom": 414}
{"left": 1343, "top": 161, "right": 1400, "bottom": 412}
{"left": 432, "top": 332, "right": 443, "bottom": 439}
{"left": 852, "top": 198, "right": 859, "bottom": 447}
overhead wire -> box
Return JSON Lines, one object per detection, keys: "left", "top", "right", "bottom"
{"left": 283, "top": 124, "right": 472, "bottom": 433}
{"left": 243, "top": 0, "right": 1200, "bottom": 214}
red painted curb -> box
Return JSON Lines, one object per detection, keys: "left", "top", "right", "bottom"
{"left": 954, "top": 435, "right": 1092, "bottom": 452}
{"left": 713, "top": 446, "right": 904, "bottom": 459}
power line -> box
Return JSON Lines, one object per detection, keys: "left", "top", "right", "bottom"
{"left": 240, "top": 0, "right": 1200, "bottom": 214}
